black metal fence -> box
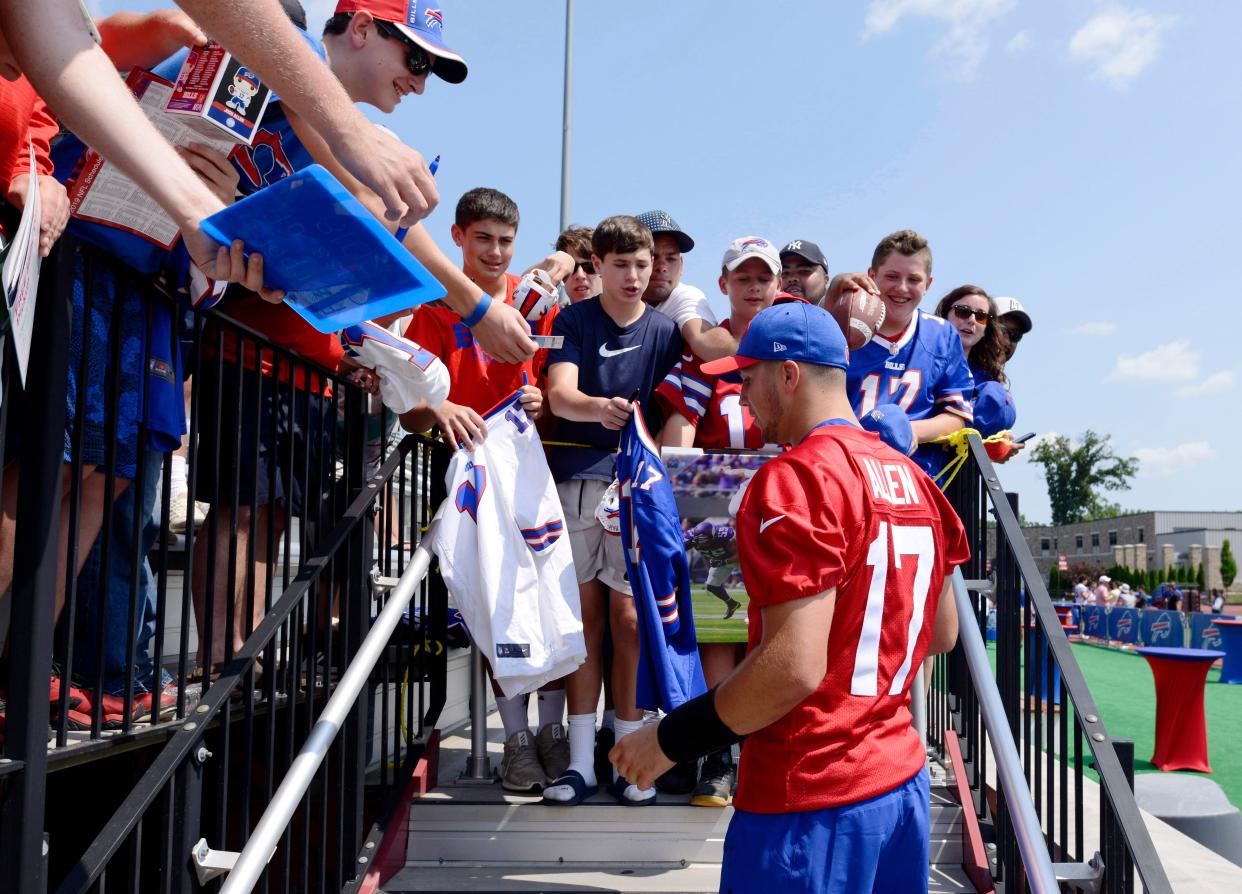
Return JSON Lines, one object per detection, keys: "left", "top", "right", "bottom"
{"left": 0, "top": 234, "right": 451, "bottom": 892}
{"left": 930, "top": 434, "right": 1171, "bottom": 894}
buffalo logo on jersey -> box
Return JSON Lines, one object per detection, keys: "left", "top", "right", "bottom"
{"left": 230, "top": 130, "right": 295, "bottom": 192}
{"left": 454, "top": 461, "right": 487, "bottom": 522}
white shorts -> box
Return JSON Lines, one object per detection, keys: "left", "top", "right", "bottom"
{"left": 557, "top": 478, "right": 631, "bottom": 595}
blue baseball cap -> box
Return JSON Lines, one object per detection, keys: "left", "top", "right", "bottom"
{"left": 700, "top": 302, "right": 849, "bottom": 375}
{"left": 859, "top": 405, "right": 915, "bottom": 456}
{"left": 336, "top": 1, "right": 469, "bottom": 83}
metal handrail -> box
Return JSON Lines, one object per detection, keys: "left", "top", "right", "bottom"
{"left": 962, "top": 434, "right": 1171, "bottom": 893}
{"left": 951, "top": 569, "right": 1062, "bottom": 894}
{"left": 216, "top": 506, "right": 444, "bottom": 894}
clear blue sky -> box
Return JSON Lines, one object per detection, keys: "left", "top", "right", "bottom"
{"left": 96, "top": 0, "right": 1242, "bottom": 524}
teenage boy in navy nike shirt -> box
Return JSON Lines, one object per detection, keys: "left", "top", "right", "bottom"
{"left": 543, "top": 215, "right": 682, "bottom": 806}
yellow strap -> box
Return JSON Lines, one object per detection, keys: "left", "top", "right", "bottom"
{"left": 924, "top": 427, "right": 1012, "bottom": 490}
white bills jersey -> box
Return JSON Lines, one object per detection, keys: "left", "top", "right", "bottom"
{"left": 432, "top": 392, "right": 585, "bottom": 696}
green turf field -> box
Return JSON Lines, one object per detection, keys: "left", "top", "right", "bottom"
{"left": 691, "top": 585, "right": 750, "bottom": 643}
{"left": 992, "top": 641, "right": 1242, "bottom": 810}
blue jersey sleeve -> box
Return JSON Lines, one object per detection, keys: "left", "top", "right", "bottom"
{"left": 934, "top": 323, "right": 974, "bottom": 422}
{"left": 972, "top": 380, "right": 1016, "bottom": 436}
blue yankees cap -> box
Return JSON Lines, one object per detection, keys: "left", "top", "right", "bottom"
{"left": 700, "top": 302, "right": 849, "bottom": 375}
{"left": 336, "top": 1, "right": 469, "bottom": 83}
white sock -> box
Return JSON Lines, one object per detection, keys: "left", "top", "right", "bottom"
{"left": 170, "top": 454, "right": 188, "bottom": 497}
{"left": 602, "top": 709, "right": 615, "bottom": 731}
{"left": 543, "top": 713, "right": 597, "bottom": 800}
{"left": 612, "top": 718, "right": 655, "bottom": 799}
{"left": 537, "top": 689, "right": 566, "bottom": 731}
{"left": 496, "top": 695, "right": 529, "bottom": 740}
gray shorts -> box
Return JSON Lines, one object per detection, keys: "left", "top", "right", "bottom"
{"left": 557, "top": 478, "right": 631, "bottom": 595}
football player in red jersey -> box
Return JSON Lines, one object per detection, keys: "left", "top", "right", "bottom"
{"left": 612, "top": 302, "right": 969, "bottom": 893}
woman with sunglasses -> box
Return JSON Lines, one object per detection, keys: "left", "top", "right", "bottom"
{"left": 935, "top": 285, "right": 1024, "bottom": 461}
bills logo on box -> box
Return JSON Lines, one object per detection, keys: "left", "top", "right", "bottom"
{"left": 1116, "top": 615, "right": 1133, "bottom": 635}
{"left": 1150, "top": 618, "right": 1172, "bottom": 642}
{"left": 1204, "top": 626, "right": 1222, "bottom": 648}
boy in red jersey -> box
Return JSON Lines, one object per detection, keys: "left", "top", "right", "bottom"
{"left": 400, "top": 186, "right": 572, "bottom": 792}
{"left": 612, "top": 302, "right": 968, "bottom": 893}
{"left": 658, "top": 236, "right": 784, "bottom": 453}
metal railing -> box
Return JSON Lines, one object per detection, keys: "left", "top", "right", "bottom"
{"left": 930, "top": 433, "right": 1172, "bottom": 894}
{"left": 949, "top": 569, "right": 1060, "bottom": 894}
{"left": 0, "top": 234, "right": 453, "bottom": 892}
{"left": 216, "top": 507, "right": 442, "bottom": 893}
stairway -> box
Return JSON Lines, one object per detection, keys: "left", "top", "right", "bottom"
{"left": 381, "top": 712, "right": 977, "bottom": 893}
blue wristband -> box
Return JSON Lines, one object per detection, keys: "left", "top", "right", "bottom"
{"left": 461, "top": 292, "right": 492, "bottom": 328}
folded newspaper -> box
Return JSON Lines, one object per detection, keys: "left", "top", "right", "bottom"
{"left": 65, "top": 66, "right": 255, "bottom": 250}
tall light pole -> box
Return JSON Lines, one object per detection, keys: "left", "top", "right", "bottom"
{"left": 559, "top": 0, "right": 574, "bottom": 231}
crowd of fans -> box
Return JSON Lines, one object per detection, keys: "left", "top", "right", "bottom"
{"left": 1072, "top": 574, "right": 1227, "bottom": 613}
{"left": 0, "top": 1, "right": 1033, "bottom": 814}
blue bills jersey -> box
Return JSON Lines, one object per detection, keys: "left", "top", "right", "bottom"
{"left": 847, "top": 313, "right": 974, "bottom": 477}
{"left": 617, "top": 408, "right": 706, "bottom": 713}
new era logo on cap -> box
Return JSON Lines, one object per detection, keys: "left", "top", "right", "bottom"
{"left": 773, "top": 342, "right": 787, "bottom": 352}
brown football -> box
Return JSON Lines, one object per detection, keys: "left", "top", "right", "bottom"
{"left": 830, "top": 290, "right": 886, "bottom": 350}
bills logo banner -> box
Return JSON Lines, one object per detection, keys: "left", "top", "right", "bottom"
{"left": 1109, "top": 608, "right": 1139, "bottom": 645}
{"left": 1139, "top": 609, "right": 1183, "bottom": 647}
{"left": 1080, "top": 605, "right": 1105, "bottom": 638}
{"left": 1189, "top": 612, "right": 1223, "bottom": 650}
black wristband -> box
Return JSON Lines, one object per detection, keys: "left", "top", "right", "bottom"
{"left": 656, "top": 687, "right": 743, "bottom": 765}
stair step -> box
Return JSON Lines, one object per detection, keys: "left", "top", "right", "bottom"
{"left": 383, "top": 861, "right": 977, "bottom": 892}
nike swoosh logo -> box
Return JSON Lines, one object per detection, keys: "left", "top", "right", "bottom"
{"left": 759, "top": 515, "right": 786, "bottom": 533}
{"left": 599, "top": 343, "right": 641, "bottom": 358}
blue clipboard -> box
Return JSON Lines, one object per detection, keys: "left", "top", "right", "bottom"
{"left": 200, "top": 164, "right": 445, "bottom": 333}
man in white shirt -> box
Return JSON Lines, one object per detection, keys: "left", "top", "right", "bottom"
{"left": 636, "top": 209, "right": 738, "bottom": 361}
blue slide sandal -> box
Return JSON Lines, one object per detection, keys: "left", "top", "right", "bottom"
{"left": 542, "top": 770, "right": 599, "bottom": 806}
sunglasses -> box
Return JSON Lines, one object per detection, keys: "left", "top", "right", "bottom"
{"left": 374, "top": 20, "right": 434, "bottom": 77}
{"left": 951, "top": 304, "right": 993, "bottom": 325}
{"left": 572, "top": 258, "right": 595, "bottom": 276}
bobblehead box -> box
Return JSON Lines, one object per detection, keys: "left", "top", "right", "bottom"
{"left": 163, "top": 43, "right": 271, "bottom": 146}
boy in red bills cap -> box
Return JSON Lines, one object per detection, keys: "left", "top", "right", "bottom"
{"left": 611, "top": 302, "right": 970, "bottom": 894}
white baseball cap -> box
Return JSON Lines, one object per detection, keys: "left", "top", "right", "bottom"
{"left": 1099, "top": 575, "right": 1111, "bottom": 583}
{"left": 992, "top": 296, "right": 1032, "bottom": 334}
{"left": 722, "top": 236, "right": 781, "bottom": 276}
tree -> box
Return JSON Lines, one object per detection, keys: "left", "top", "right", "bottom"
{"left": 1223, "top": 539, "right": 1237, "bottom": 588}
{"left": 1029, "top": 431, "right": 1139, "bottom": 527}
{"left": 1147, "top": 568, "right": 1159, "bottom": 592}
{"left": 1049, "top": 566, "right": 1061, "bottom": 594}
{"left": 1196, "top": 563, "right": 1206, "bottom": 590}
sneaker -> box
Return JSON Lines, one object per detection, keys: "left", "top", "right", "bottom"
{"left": 690, "top": 749, "right": 735, "bottom": 808}
{"left": 499, "top": 729, "right": 548, "bottom": 792}
{"left": 655, "top": 758, "right": 699, "bottom": 795}
{"left": 168, "top": 491, "right": 208, "bottom": 535}
{"left": 594, "top": 726, "right": 615, "bottom": 787}
{"left": 535, "top": 722, "right": 570, "bottom": 782}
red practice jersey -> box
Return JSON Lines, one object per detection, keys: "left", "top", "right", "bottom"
{"left": 655, "top": 319, "right": 764, "bottom": 450}
{"left": 733, "top": 422, "right": 969, "bottom": 813}
{"left": 405, "top": 273, "right": 558, "bottom": 414}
